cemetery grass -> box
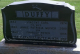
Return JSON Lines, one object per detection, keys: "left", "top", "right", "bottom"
{"left": 0, "top": 0, "right": 80, "bottom": 41}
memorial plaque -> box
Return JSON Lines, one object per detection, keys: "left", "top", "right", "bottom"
{"left": 1, "top": 0, "right": 77, "bottom": 45}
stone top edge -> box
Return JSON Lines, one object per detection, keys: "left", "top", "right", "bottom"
{"left": 1, "top": 0, "right": 75, "bottom": 10}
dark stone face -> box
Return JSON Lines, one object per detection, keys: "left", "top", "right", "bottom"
{"left": 1, "top": 1, "right": 77, "bottom": 45}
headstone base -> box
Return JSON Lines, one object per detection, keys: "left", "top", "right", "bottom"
{"left": 0, "top": 39, "right": 80, "bottom": 54}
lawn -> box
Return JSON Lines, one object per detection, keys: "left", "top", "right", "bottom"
{"left": 0, "top": 0, "right": 80, "bottom": 41}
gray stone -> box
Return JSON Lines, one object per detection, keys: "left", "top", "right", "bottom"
{"left": 0, "top": 39, "right": 80, "bottom": 54}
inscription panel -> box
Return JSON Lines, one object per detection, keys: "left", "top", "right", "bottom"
{"left": 9, "top": 20, "right": 68, "bottom": 41}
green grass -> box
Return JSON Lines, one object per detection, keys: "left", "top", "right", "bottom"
{"left": 0, "top": 0, "right": 80, "bottom": 41}
{"left": 0, "top": 13, "right": 3, "bottom": 41}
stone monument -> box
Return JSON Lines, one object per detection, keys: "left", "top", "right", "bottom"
{"left": 1, "top": 0, "right": 77, "bottom": 46}
{"left": 0, "top": 0, "right": 80, "bottom": 54}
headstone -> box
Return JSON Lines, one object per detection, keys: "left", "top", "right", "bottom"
{"left": 1, "top": 0, "right": 77, "bottom": 45}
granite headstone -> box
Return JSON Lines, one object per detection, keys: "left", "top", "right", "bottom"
{"left": 1, "top": 0, "right": 77, "bottom": 45}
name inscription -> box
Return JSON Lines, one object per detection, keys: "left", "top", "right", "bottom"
{"left": 16, "top": 11, "right": 58, "bottom": 18}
